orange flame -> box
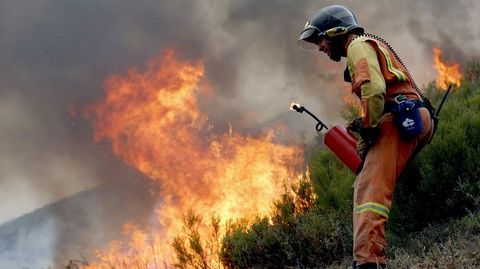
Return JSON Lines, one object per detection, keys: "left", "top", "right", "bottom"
{"left": 433, "top": 47, "right": 462, "bottom": 89}
{"left": 83, "top": 50, "right": 303, "bottom": 268}
{"left": 290, "top": 101, "right": 298, "bottom": 110}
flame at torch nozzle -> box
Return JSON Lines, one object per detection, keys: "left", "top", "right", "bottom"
{"left": 290, "top": 102, "right": 304, "bottom": 113}
{"left": 289, "top": 102, "right": 328, "bottom": 132}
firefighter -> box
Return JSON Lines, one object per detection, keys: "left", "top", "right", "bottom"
{"left": 297, "top": 5, "right": 434, "bottom": 269}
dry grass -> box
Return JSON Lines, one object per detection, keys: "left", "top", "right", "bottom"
{"left": 325, "top": 211, "right": 480, "bottom": 269}
{"left": 389, "top": 236, "right": 480, "bottom": 269}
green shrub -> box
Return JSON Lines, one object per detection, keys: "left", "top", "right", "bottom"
{"left": 390, "top": 61, "right": 480, "bottom": 235}
{"left": 308, "top": 147, "right": 355, "bottom": 211}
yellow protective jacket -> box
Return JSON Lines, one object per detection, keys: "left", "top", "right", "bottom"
{"left": 345, "top": 35, "right": 422, "bottom": 129}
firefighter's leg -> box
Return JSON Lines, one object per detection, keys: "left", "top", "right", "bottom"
{"left": 353, "top": 108, "right": 432, "bottom": 266}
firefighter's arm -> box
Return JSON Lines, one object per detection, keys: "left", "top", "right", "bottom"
{"left": 347, "top": 40, "right": 386, "bottom": 146}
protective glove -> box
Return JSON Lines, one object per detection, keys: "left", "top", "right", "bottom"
{"left": 347, "top": 117, "right": 380, "bottom": 161}
{"left": 354, "top": 137, "right": 370, "bottom": 174}
{"left": 346, "top": 117, "right": 362, "bottom": 134}
{"left": 356, "top": 137, "right": 370, "bottom": 161}
{"left": 359, "top": 125, "right": 380, "bottom": 146}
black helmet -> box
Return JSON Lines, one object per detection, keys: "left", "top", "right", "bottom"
{"left": 297, "top": 5, "right": 364, "bottom": 50}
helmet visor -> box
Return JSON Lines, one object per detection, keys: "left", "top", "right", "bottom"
{"left": 297, "top": 28, "right": 320, "bottom": 51}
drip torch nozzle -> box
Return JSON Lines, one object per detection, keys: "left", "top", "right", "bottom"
{"left": 290, "top": 102, "right": 304, "bottom": 113}
{"left": 289, "top": 102, "right": 329, "bottom": 132}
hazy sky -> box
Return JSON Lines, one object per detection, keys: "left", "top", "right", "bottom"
{"left": 1, "top": 0, "right": 478, "bottom": 225}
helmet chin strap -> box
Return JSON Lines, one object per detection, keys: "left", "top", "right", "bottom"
{"left": 324, "top": 38, "right": 344, "bottom": 62}
{"left": 329, "top": 51, "right": 342, "bottom": 62}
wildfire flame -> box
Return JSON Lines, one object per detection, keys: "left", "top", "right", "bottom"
{"left": 290, "top": 101, "right": 301, "bottom": 111}
{"left": 433, "top": 47, "right": 462, "bottom": 89}
{"left": 83, "top": 50, "right": 303, "bottom": 268}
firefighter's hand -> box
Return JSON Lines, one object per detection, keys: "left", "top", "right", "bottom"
{"left": 347, "top": 117, "right": 363, "bottom": 134}
{"left": 359, "top": 125, "right": 380, "bottom": 145}
{"left": 356, "top": 137, "right": 370, "bottom": 161}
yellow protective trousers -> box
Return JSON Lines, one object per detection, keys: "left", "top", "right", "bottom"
{"left": 353, "top": 107, "right": 433, "bottom": 265}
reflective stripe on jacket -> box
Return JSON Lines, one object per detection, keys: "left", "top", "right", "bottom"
{"left": 346, "top": 36, "right": 421, "bottom": 128}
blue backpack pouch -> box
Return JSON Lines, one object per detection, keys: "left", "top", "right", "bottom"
{"left": 391, "top": 95, "right": 423, "bottom": 139}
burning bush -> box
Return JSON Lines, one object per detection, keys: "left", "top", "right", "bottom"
{"left": 220, "top": 178, "right": 352, "bottom": 268}
{"left": 82, "top": 50, "right": 304, "bottom": 268}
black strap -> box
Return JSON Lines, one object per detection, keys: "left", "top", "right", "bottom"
{"left": 344, "top": 66, "right": 352, "bottom": 82}
{"left": 383, "top": 99, "right": 425, "bottom": 114}
{"left": 354, "top": 33, "right": 437, "bottom": 117}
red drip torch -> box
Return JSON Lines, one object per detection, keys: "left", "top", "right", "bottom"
{"left": 290, "top": 102, "right": 362, "bottom": 173}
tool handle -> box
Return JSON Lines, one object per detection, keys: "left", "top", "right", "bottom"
{"left": 428, "top": 84, "right": 452, "bottom": 143}
{"left": 302, "top": 108, "right": 329, "bottom": 132}
{"left": 291, "top": 104, "right": 329, "bottom": 132}
{"left": 436, "top": 84, "right": 453, "bottom": 116}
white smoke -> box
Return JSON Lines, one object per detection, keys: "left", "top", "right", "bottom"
{"left": 0, "top": 216, "right": 57, "bottom": 268}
